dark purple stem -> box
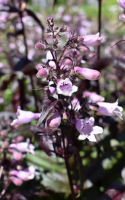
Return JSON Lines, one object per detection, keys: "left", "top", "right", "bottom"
{"left": 97, "top": 0, "right": 102, "bottom": 59}
{"left": 61, "top": 129, "right": 76, "bottom": 200}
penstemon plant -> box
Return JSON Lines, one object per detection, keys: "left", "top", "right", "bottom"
{"left": 28, "top": 17, "right": 123, "bottom": 199}
{"left": 1, "top": 0, "right": 124, "bottom": 199}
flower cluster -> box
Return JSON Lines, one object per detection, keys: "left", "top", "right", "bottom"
{"left": 33, "top": 17, "right": 123, "bottom": 144}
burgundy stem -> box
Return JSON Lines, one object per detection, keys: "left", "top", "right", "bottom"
{"left": 61, "top": 129, "right": 76, "bottom": 200}
{"left": 97, "top": 0, "right": 102, "bottom": 59}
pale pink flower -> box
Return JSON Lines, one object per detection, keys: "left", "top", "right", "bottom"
{"left": 9, "top": 166, "right": 35, "bottom": 181}
{"left": 9, "top": 140, "right": 35, "bottom": 154}
{"left": 75, "top": 117, "right": 103, "bottom": 142}
{"left": 74, "top": 67, "right": 100, "bottom": 80}
{"left": 46, "top": 112, "right": 61, "bottom": 128}
{"left": 83, "top": 91, "right": 105, "bottom": 102}
{"left": 57, "top": 78, "right": 78, "bottom": 96}
{"left": 97, "top": 100, "right": 123, "bottom": 119}
{"left": 117, "top": 0, "right": 125, "bottom": 9}
{"left": 79, "top": 32, "right": 102, "bottom": 46}
{"left": 10, "top": 106, "right": 40, "bottom": 126}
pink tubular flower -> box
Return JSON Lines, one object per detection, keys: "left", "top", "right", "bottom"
{"left": 9, "top": 166, "right": 35, "bottom": 181}
{"left": 9, "top": 140, "right": 35, "bottom": 154}
{"left": 46, "top": 112, "right": 61, "bottom": 128}
{"left": 10, "top": 106, "right": 40, "bottom": 126}
{"left": 79, "top": 32, "right": 102, "bottom": 46}
{"left": 75, "top": 117, "right": 103, "bottom": 142}
{"left": 97, "top": 100, "right": 123, "bottom": 119}
{"left": 83, "top": 91, "right": 105, "bottom": 102}
{"left": 117, "top": 0, "right": 125, "bottom": 9}
{"left": 10, "top": 176, "right": 23, "bottom": 186}
{"left": 57, "top": 78, "right": 78, "bottom": 96}
{"left": 74, "top": 67, "right": 100, "bottom": 80}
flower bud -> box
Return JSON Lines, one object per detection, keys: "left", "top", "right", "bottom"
{"left": 10, "top": 176, "right": 23, "bottom": 186}
{"left": 2, "top": 141, "right": 9, "bottom": 148}
{"left": 119, "top": 13, "right": 125, "bottom": 22}
{"left": 63, "top": 112, "right": 68, "bottom": 122}
{"left": 117, "top": 0, "right": 125, "bottom": 9}
{"left": 36, "top": 64, "right": 43, "bottom": 70}
{"left": 60, "top": 26, "right": 67, "bottom": 32}
{"left": 47, "top": 17, "right": 54, "bottom": 26}
{"left": 9, "top": 150, "right": 23, "bottom": 161}
{"left": 74, "top": 66, "right": 100, "bottom": 80}
{"left": 79, "top": 32, "right": 102, "bottom": 46}
{"left": 36, "top": 68, "right": 48, "bottom": 78}
{"left": 35, "top": 42, "right": 46, "bottom": 50}
{"left": 46, "top": 112, "right": 61, "bottom": 128}
{"left": 78, "top": 46, "right": 89, "bottom": 53}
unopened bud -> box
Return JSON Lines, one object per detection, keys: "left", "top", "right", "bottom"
{"left": 119, "top": 14, "right": 125, "bottom": 22}
{"left": 47, "top": 17, "right": 54, "bottom": 26}
{"left": 36, "top": 64, "right": 43, "bottom": 70}
{"left": 1, "top": 130, "right": 7, "bottom": 136}
{"left": 35, "top": 42, "right": 46, "bottom": 50}
{"left": 36, "top": 68, "right": 48, "bottom": 78}
{"left": 74, "top": 66, "right": 101, "bottom": 81}
{"left": 53, "top": 38, "right": 58, "bottom": 44}
{"left": 78, "top": 46, "right": 89, "bottom": 53}
{"left": 2, "top": 141, "right": 9, "bottom": 148}
{"left": 46, "top": 112, "right": 61, "bottom": 128}
{"left": 63, "top": 112, "right": 68, "bottom": 122}
{"left": 60, "top": 26, "right": 67, "bottom": 32}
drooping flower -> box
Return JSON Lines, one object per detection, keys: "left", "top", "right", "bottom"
{"left": 57, "top": 78, "right": 78, "bottom": 96}
{"left": 9, "top": 166, "right": 36, "bottom": 181}
{"left": 97, "top": 100, "right": 123, "bottom": 119}
{"left": 75, "top": 117, "right": 103, "bottom": 142}
{"left": 117, "top": 0, "right": 125, "bottom": 10}
{"left": 9, "top": 140, "right": 35, "bottom": 154}
{"left": 79, "top": 32, "right": 102, "bottom": 46}
{"left": 74, "top": 66, "right": 100, "bottom": 80}
{"left": 10, "top": 106, "right": 40, "bottom": 126}
{"left": 83, "top": 91, "right": 105, "bottom": 102}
